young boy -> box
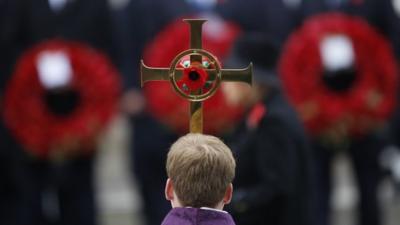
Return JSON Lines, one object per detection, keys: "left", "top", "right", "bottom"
{"left": 162, "top": 133, "right": 236, "bottom": 225}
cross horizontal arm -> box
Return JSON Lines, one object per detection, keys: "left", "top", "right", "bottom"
{"left": 140, "top": 61, "right": 169, "bottom": 86}
{"left": 140, "top": 60, "right": 183, "bottom": 86}
{"left": 221, "top": 63, "right": 253, "bottom": 85}
{"left": 196, "top": 63, "right": 253, "bottom": 85}
{"left": 141, "top": 61, "right": 252, "bottom": 86}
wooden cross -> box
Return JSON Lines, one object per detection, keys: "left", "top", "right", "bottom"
{"left": 141, "top": 19, "right": 253, "bottom": 133}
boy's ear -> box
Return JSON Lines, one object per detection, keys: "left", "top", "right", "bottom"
{"left": 165, "top": 178, "right": 174, "bottom": 201}
{"left": 223, "top": 183, "right": 233, "bottom": 205}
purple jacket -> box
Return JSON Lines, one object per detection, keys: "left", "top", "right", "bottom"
{"left": 161, "top": 207, "right": 236, "bottom": 225}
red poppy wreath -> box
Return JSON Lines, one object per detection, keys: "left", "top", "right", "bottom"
{"left": 279, "top": 13, "right": 398, "bottom": 140}
{"left": 3, "top": 40, "right": 121, "bottom": 159}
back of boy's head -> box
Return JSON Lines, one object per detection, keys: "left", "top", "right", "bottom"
{"left": 166, "top": 133, "right": 236, "bottom": 208}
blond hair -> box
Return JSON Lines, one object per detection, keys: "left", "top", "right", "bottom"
{"left": 166, "top": 133, "right": 236, "bottom": 208}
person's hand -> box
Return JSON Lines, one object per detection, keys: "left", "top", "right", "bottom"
{"left": 221, "top": 83, "right": 253, "bottom": 107}
{"left": 120, "top": 88, "right": 146, "bottom": 116}
{"left": 49, "top": 119, "right": 101, "bottom": 162}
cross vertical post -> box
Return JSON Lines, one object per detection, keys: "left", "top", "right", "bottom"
{"left": 186, "top": 19, "right": 206, "bottom": 133}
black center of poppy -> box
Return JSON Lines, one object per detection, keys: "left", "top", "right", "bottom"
{"left": 44, "top": 89, "right": 81, "bottom": 116}
{"left": 188, "top": 71, "right": 200, "bottom": 81}
{"left": 322, "top": 67, "right": 357, "bottom": 93}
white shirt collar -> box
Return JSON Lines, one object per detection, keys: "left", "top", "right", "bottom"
{"left": 199, "top": 207, "right": 228, "bottom": 214}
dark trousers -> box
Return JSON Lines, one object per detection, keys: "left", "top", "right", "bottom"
{"left": 0, "top": 122, "right": 29, "bottom": 225}
{"left": 131, "top": 114, "right": 178, "bottom": 225}
{"left": 22, "top": 156, "right": 97, "bottom": 225}
{"left": 313, "top": 133, "right": 384, "bottom": 225}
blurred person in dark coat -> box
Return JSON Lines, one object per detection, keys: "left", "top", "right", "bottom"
{"left": 297, "top": 2, "right": 400, "bottom": 225}
{"left": 377, "top": 0, "right": 400, "bottom": 199}
{"left": 112, "top": 1, "right": 194, "bottom": 225}
{"left": 0, "top": 0, "right": 115, "bottom": 224}
{"left": 224, "top": 33, "right": 315, "bottom": 225}
{"left": 1, "top": 1, "right": 34, "bottom": 224}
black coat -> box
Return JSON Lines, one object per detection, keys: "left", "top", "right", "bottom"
{"left": 0, "top": 1, "right": 115, "bottom": 225}
{"left": 227, "top": 91, "right": 315, "bottom": 225}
